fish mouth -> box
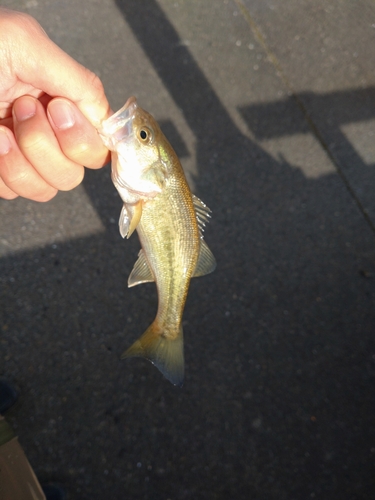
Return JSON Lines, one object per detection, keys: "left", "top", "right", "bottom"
{"left": 98, "top": 96, "right": 138, "bottom": 150}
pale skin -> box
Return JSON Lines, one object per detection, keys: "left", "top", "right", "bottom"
{"left": 0, "top": 8, "right": 111, "bottom": 201}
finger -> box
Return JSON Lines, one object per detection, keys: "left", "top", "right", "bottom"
{"left": 0, "top": 117, "right": 13, "bottom": 132}
{"left": 0, "top": 176, "right": 18, "bottom": 200}
{"left": 1, "top": 10, "right": 111, "bottom": 125}
{"left": 0, "top": 127, "right": 21, "bottom": 199}
{"left": 0, "top": 126, "right": 57, "bottom": 201}
{"left": 47, "top": 98, "right": 110, "bottom": 169}
{"left": 13, "top": 95, "right": 85, "bottom": 191}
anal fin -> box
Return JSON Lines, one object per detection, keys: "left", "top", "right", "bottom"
{"left": 193, "top": 238, "right": 216, "bottom": 277}
{"left": 128, "top": 249, "right": 155, "bottom": 287}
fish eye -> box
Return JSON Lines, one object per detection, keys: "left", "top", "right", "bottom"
{"left": 139, "top": 128, "right": 152, "bottom": 142}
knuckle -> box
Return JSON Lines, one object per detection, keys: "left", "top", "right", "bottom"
{"left": 0, "top": 186, "right": 18, "bottom": 199}
{"left": 87, "top": 71, "right": 105, "bottom": 95}
{"left": 58, "top": 131, "right": 101, "bottom": 167}
{"left": 0, "top": 11, "right": 48, "bottom": 77}
{"left": 1, "top": 193, "right": 18, "bottom": 200}
{"left": 35, "top": 188, "right": 58, "bottom": 202}
{"left": 58, "top": 167, "right": 84, "bottom": 191}
{"left": 2, "top": 166, "right": 28, "bottom": 186}
{"left": 1, "top": 10, "right": 43, "bottom": 41}
{"left": 14, "top": 130, "right": 85, "bottom": 191}
{"left": 2, "top": 168, "right": 54, "bottom": 201}
{"left": 18, "top": 130, "right": 48, "bottom": 159}
{"left": 68, "top": 141, "right": 91, "bottom": 161}
{"left": 45, "top": 162, "right": 84, "bottom": 192}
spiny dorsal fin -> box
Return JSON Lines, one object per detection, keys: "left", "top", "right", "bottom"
{"left": 192, "top": 194, "right": 211, "bottom": 234}
{"left": 193, "top": 238, "right": 216, "bottom": 277}
{"left": 128, "top": 249, "right": 155, "bottom": 287}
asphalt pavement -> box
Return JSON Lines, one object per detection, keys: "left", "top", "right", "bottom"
{"left": 1, "top": 1, "right": 375, "bottom": 499}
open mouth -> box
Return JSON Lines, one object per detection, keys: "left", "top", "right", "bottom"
{"left": 98, "top": 96, "right": 138, "bottom": 150}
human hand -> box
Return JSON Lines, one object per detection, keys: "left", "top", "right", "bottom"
{"left": 0, "top": 8, "right": 111, "bottom": 201}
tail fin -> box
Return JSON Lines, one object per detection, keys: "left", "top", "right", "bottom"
{"left": 121, "top": 323, "right": 184, "bottom": 387}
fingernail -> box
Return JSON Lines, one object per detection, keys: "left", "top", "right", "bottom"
{"left": 48, "top": 100, "right": 76, "bottom": 130}
{"left": 0, "top": 129, "right": 11, "bottom": 155}
{"left": 13, "top": 96, "right": 37, "bottom": 122}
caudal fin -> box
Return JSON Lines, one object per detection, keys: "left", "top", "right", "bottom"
{"left": 121, "top": 324, "right": 184, "bottom": 386}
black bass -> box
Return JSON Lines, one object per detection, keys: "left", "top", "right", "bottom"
{"left": 99, "top": 96, "right": 216, "bottom": 386}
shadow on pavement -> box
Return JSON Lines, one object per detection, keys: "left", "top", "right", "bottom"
{"left": 240, "top": 86, "right": 375, "bottom": 220}
{"left": 1, "top": 1, "right": 375, "bottom": 499}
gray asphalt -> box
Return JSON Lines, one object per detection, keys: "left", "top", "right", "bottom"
{"left": 1, "top": 1, "right": 375, "bottom": 499}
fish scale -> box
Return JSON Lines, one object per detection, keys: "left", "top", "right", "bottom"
{"left": 138, "top": 175, "right": 199, "bottom": 330}
{"left": 99, "top": 96, "right": 216, "bottom": 386}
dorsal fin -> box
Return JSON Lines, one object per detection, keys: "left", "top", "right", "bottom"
{"left": 192, "top": 194, "right": 211, "bottom": 234}
{"left": 128, "top": 249, "right": 155, "bottom": 287}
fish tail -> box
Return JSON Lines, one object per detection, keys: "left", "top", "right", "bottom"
{"left": 121, "top": 323, "right": 184, "bottom": 387}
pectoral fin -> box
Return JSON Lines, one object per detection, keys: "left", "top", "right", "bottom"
{"left": 119, "top": 201, "right": 143, "bottom": 239}
{"left": 193, "top": 239, "right": 216, "bottom": 277}
{"left": 127, "top": 200, "right": 143, "bottom": 238}
{"left": 119, "top": 205, "right": 130, "bottom": 239}
{"left": 128, "top": 249, "right": 155, "bottom": 287}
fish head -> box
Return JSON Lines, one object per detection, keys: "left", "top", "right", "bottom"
{"left": 99, "top": 96, "right": 169, "bottom": 203}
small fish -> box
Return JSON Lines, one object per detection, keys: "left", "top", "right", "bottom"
{"left": 99, "top": 96, "right": 216, "bottom": 386}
